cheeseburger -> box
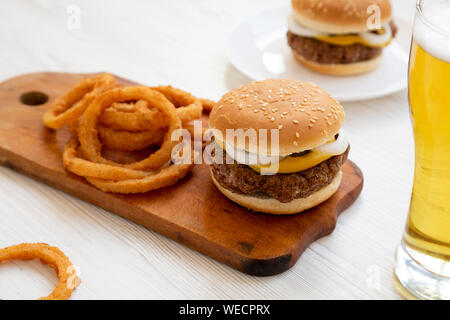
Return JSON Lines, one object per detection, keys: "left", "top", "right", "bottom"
{"left": 287, "top": 0, "right": 398, "bottom": 75}
{"left": 209, "top": 79, "right": 349, "bottom": 214}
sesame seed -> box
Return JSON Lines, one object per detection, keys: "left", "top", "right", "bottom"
{"left": 278, "top": 125, "right": 283, "bottom": 130}
{"left": 293, "top": 141, "right": 298, "bottom": 146}
{"left": 295, "top": 132, "right": 300, "bottom": 138}
{"left": 293, "top": 120, "right": 299, "bottom": 124}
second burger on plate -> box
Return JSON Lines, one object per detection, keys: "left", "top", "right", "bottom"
{"left": 208, "top": 79, "right": 350, "bottom": 214}
{"left": 286, "top": 0, "right": 398, "bottom": 75}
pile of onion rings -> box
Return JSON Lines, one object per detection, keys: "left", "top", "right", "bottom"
{"left": 43, "top": 74, "right": 213, "bottom": 194}
{"left": 0, "top": 243, "right": 80, "bottom": 300}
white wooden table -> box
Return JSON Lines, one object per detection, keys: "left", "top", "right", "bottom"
{"left": 0, "top": 0, "right": 417, "bottom": 299}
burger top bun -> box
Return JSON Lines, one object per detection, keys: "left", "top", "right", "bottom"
{"left": 291, "top": 0, "right": 392, "bottom": 34}
{"left": 208, "top": 79, "right": 345, "bottom": 157}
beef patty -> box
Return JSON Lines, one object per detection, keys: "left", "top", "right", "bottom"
{"left": 210, "top": 147, "right": 349, "bottom": 203}
{"left": 287, "top": 21, "right": 398, "bottom": 64}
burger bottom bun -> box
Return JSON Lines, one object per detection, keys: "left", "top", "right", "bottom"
{"left": 211, "top": 170, "right": 342, "bottom": 215}
{"left": 292, "top": 50, "right": 382, "bottom": 76}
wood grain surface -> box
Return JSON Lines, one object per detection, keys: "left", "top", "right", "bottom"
{"left": 0, "top": 72, "right": 362, "bottom": 276}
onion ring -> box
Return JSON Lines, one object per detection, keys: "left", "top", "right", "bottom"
{"left": 86, "top": 162, "right": 193, "bottom": 194}
{"left": 0, "top": 243, "right": 80, "bottom": 300}
{"left": 152, "top": 86, "right": 203, "bottom": 123}
{"left": 97, "top": 125, "right": 165, "bottom": 151}
{"left": 78, "top": 86, "right": 181, "bottom": 171}
{"left": 200, "top": 98, "right": 216, "bottom": 113}
{"left": 100, "top": 103, "right": 166, "bottom": 132}
{"left": 110, "top": 101, "right": 139, "bottom": 112}
{"left": 98, "top": 86, "right": 202, "bottom": 131}
{"left": 43, "top": 74, "right": 115, "bottom": 129}
{"left": 63, "top": 137, "right": 150, "bottom": 179}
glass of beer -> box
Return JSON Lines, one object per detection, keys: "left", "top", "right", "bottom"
{"left": 395, "top": 0, "right": 450, "bottom": 300}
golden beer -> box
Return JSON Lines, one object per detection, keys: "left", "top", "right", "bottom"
{"left": 395, "top": 0, "right": 450, "bottom": 300}
{"left": 405, "top": 41, "right": 450, "bottom": 260}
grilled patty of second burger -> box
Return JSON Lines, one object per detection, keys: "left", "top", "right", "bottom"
{"left": 287, "top": 21, "right": 398, "bottom": 65}
{"left": 211, "top": 147, "right": 349, "bottom": 203}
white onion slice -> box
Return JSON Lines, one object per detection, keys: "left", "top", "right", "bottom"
{"left": 287, "top": 14, "right": 323, "bottom": 37}
{"left": 225, "top": 144, "right": 281, "bottom": 165}
{"left": 315, "top": 131, "right": 349, "bottom": 156}
{"left": 219, "top": 141, "right": 281, "bottom": 166}
{"left": 360, "top": 24, "right": 392, "bottom": 46}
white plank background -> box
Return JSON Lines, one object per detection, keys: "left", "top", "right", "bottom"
{"left": 0, "top": 0, "right": 417, "bottom": 299}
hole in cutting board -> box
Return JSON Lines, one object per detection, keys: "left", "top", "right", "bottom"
{"left": 20, "top": 91, "right": 49, "bottom": 106}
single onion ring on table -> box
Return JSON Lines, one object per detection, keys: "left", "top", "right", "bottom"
{"left": 78, "top": 86, "right": 181, "bottom": 171}
{"left": 0, "top": 243, "right": 80, "bottom": 300}
{"left": 42, "top": 73, "right": 115, "bottom": 129}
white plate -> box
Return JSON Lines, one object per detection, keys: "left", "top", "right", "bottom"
{"left": 228, "top": 6, "right": 409, "bottom": 102}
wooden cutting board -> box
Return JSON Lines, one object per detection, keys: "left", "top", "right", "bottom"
{"left": 0, "top": 72, "right": 363, "bottom": 276}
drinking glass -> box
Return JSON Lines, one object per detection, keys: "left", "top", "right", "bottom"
{"left": 395, "top": 0, "right": 450, "bottom": 300}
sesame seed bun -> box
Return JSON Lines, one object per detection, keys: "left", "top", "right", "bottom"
{"left": 292, "top": 50, "right": 383, "bottom": 75}
{"left": 211, "top": 170, "right": 342, "bottom": 215}
{"left": 208, "top": 79, "right": 345, "bottom": 157}
{"left": 292, "top": 0, "right": 392, "bottom": 34}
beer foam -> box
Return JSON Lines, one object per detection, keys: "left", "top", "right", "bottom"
{"left": 414, "top": 3, "right": 450, "bottom": 63}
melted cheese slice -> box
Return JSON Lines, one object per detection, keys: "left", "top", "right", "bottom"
{"left": 315, "top": 33, "right": 391, "bottom": 48}
{"left": 249, "top": 150, "right": 333, "bottom": 174}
